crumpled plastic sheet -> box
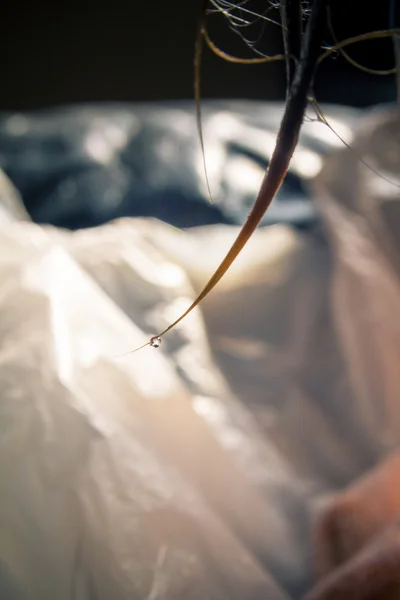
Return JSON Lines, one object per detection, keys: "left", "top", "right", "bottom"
{"left": 0, "top": 101, "right": 360, "bottom": 230}
{"left": 0, "top": 170, "right": 30, "bottom": 225}
{"left": 0, "top": 103, "right": 399, "bottom": 600}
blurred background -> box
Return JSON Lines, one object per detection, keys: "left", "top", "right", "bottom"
{"left": 0, "top": 4, "right": 400, "bottom": 599}
{"left": 0, "top": 0, "right": 397, "bottom": 231}
{"left": 0, "top": 0, "right": 397, "bottom": 110}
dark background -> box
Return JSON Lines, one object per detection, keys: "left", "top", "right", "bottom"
{"left": 0, "top": 0, "right": 397, "bottom": 111}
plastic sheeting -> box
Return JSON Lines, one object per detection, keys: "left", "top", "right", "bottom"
{"left": 0, "top": 103, "right": 399, "bottom": 600}
{"left": 0, "top": 101, "right": 360, "bottom": 230}
{"left": 0, "top": 170, "right": 30, "bottom": 225}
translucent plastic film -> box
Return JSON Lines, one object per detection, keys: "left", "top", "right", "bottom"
{"left": 0, "top": 104, "right": 399, "bottom": 599}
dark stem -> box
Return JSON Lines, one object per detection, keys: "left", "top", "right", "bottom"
{"left": 154, "top": 0, "right": 328, "bottom": 341}
{"left": 280, "top": 0, "right": 303, "bottom": 94}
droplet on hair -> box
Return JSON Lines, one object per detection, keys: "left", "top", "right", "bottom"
{"left": 150, "top": 336, "right": 161, "bottom": 348}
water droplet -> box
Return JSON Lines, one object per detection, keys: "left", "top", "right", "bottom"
{"left": 150, "top": 336, "right": 161, "bottom": 348}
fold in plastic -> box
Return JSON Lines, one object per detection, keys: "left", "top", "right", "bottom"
{"left": 0, "top": 105, "right": 399, "bottom": 599}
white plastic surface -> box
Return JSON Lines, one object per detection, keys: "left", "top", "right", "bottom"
{"left": 0, "top": 105, "right": 399, "bottom": 599}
